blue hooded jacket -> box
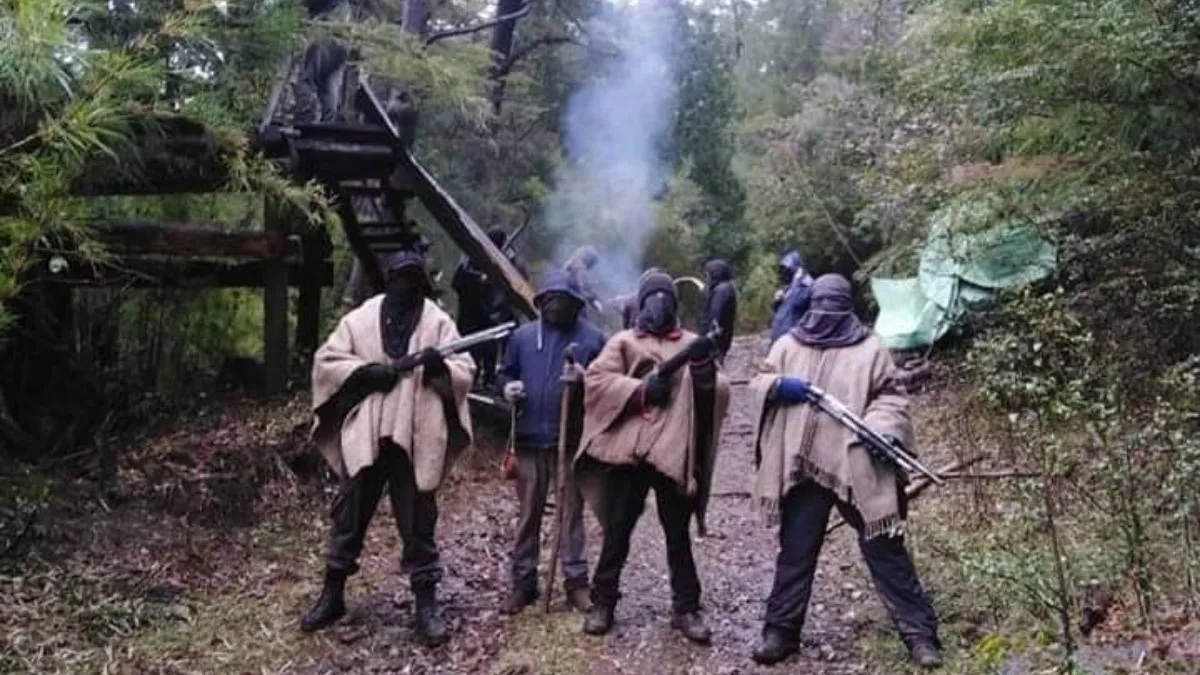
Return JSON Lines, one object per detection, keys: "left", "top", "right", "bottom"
{"left": 770, "top": 252, "right": 813, "bottom": 343}
{"left": 496, "top": 273, "right": 606, "bottom": 447}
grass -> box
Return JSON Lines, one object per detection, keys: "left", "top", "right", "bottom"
{"left": 493, "top": 610, "right": 602, "bottom": 675}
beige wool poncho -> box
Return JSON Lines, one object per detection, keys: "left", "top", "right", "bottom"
{"left": 311, "top": 296, "right": 475, "bottom": 490}
{"left": 750, "top": 332, "right": 913, "bottom": 539}
{"left": 577, "top": 329, "right": 731, "bottom": 496}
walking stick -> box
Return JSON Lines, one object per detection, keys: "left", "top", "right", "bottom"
{"left": 544, "top": 344, "right": 580, "bottom": 612}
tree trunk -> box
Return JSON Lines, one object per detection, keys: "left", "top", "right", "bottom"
{"left": 488, "top": 0, "right": 526, "bottom": 115}
{"left": 403, "top": 0, "right": 429, "bottom": 37}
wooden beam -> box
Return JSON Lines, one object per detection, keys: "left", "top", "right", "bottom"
{"left": 396, "top": 148, "right": 536, "bottom": 317}
{"left": 47, "top": 259, "right": 332, "bottom": 288}
{"left": 93, "top": 223, "right": 301, "bottom": 261}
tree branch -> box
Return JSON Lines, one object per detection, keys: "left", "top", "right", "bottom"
{"left": 493, "top": 35, "right": 577, "bottom": 77}
{"left": 425, "top": 3, "right": 532, "bottom": 46}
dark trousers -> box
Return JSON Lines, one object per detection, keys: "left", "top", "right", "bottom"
{"left": 469, "top": 339, "right": 501, "bottom": 387}
{"left": 590, "top": 464, "right": 702, "bottom": 614}
{"left": 511, "top": 445, "right": 588, "bottom": 592}
{"left": 764, "top": 482, "right": 939, "bottom": 647}
{"left": 295, "top": 41, "right": 348, "bottom": 124}
{"left": 325, "top": 442, "right": 442, "bottom": 587}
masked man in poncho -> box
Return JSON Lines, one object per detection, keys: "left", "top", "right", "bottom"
{"left": 575, "top": 272, "right": 730, "bottom": 644}
{"left": 748, "top": 274, "right": 941, "bottom": 669}
{"left": 302, "top": 251, "right": 475, "bottom": 647}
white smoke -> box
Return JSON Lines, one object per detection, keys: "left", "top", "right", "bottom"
{"left": 543, "top": 0, "right": 679, "bottom": 301}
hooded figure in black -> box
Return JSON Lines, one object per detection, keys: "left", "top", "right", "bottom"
{"left": 451, "top": 227, "right": 527, "bottom": 385}
{"left": 295, "top": 0, "right": 350, "bottom": 124}
{"left": 700, "top": 259, "right": 737, "bottom": 363}
{"left": 303, "top": 250, "right": 476, "bottom": 647}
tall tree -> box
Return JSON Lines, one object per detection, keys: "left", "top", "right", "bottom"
{"left": 673, "top": 5, "right": 749, "bottom": 265}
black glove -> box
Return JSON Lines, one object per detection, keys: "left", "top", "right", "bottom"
{"left": 358, "top": 363, "right": 398, "bottom": 393}
{"left": 394, "top": 353, "right": 421, "bottom": 373}
{"left": 420, "top": 347, "right": 450, "bottom": 383}
{"left": 643, "top": 372, "right": 671, "bottom": 408}
{"left": 686, "top": 336, "right": 715, "bottom": 362}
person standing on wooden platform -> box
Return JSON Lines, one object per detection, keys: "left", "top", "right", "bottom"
{"left": 296, "top": 0, "right": 352, "bottom": 124}
{"left": 303, "top": 250, "right": 475, "bottom": 647}
{"left": 495, "top": 271, "right": 606, "bottom": 615}
{"left": 748, "top": 274, "right": 942, "bottom": 668}
{"left": 575, "top": 272, "right": 731, "bottom": 644}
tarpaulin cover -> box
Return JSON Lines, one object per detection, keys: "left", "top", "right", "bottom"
{"left": 872, "top": 196, "right": 1057, "bottom": 350}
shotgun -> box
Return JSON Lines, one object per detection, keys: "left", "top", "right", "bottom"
{"left": 393, "top": 321, "right": 516, "bottom": 372}
{"left": 632, "top": 326, "right": 722, "bottom": 381}
{"left": 804, "top": 383, "right": 943, "bottom": 484}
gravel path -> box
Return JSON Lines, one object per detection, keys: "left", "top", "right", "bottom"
{"left": 298, "top": 337, "right": 893, "bottom": 674}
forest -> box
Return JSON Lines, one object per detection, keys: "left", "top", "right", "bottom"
{"left": 2, "top": 0, "right": 1200, "bottom": 673}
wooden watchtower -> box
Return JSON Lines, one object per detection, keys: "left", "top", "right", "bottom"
{"left": 36, "top": 61, "right": 536, "bottom": 394}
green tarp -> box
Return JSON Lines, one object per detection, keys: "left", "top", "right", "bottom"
{"left": 871, "top": 197, "right": 1058, "bottom": 351}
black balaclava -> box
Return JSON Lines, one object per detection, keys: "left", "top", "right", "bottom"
{"left": 379, "top": 251, "right": 430, "bottom": 358}
{"left": 789, "top": 274, "right": 870, "bottom": 349}
{"left": 635, "top": 271, "right": 678, "bottom": 337}
{"left": 706, "top": 259, "right": 732, "bottom": 287}
{"left": 541, "top": 292, "right": 582, "bottom": 329}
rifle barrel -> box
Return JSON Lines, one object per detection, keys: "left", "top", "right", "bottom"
{"left": 438, "top": 321, "right": 517, "bottom": 356}
{"left": 808, "top": 386, "right": 943, "bottom": 484}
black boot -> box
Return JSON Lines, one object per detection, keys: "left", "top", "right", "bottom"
{"left": 752, "top": 626, "right": 799, "bottom": 665}
{"left": 500, "top": 586, "right": 538, "bottom": 615}
{"left": 670, "top": 611, "right": 712, "bottom": 645}
{"left": 909, "top": 641, "right": 943, "bottom": 669}
{"left": 565, "top": 580, "right": 593, "bottom": 613}
{"left": 413, "top": 584, "right": 449, "bottom": 647}
{"left": 301, "top": 568, "right": 347, "bottom": 633}
{"left": 582, "top": 604, "right": 614, "bottom": 636}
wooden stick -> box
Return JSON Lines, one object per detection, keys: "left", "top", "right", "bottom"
{"left": 544, "top": 347, "right": 579, "bottom": 612}
{"left": 938, "top": 470, "right": 1039, "bottom": 480}
{"left": 827, "top": 455, "right": 986, "bottom": 534}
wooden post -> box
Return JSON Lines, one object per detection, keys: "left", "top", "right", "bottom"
{"left": 263, "top": 197, "right": 290, "bottom": 394}
{"left": 296, "top": 225, "right": 331, "bottom": 364}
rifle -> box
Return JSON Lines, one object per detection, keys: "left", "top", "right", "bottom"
{"left": 632, "top": 327, "right": 722, "bottom": 381}
{"left": 803, "top": 383, "right": 943, "bottom": 485}
{"left": 392, "top": 321, "right": 517, "bottom": 373}
{"left": 314, "top": 322, "right": 519, "bottom": 456}
{"left": 544, "top": 343, "right": 581, "bottom": 612}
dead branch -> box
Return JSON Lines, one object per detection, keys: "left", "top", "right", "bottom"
{"left": 939, "top": 470, "right": 1040, "bottom": 480}
{"left": 425, "top": 3, "right": 531, "bottom": 46}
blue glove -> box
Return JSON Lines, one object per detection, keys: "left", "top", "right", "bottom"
{"left": 774, "top": 377, "right": 812, "bottom": 405}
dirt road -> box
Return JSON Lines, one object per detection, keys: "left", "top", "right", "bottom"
{"left": 1, "top": 337, "right": 926, "bottom": 675}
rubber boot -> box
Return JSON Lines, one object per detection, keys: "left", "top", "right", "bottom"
{"left": 582, "top": 604, "right": 614, "bottom": 635}
{"left": 909, "top": 642, "right": 943, "bottom": 669}
{"left": 565, "top": 582, "right": 593, "bottom": 613}
{"left": 752, "top": 625, "right": 799, "bottom": 665}
{"left": 413, "top": 583, "right": 449, "bottom": 647}
{"left": 670, "top": 610, "right": 712, "bottom": 645}
{"left": 301, "top": 568, "right": 347, "bottom": 633}
{"left": 500, "top": 586, "right": 538, "bottom": 615}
